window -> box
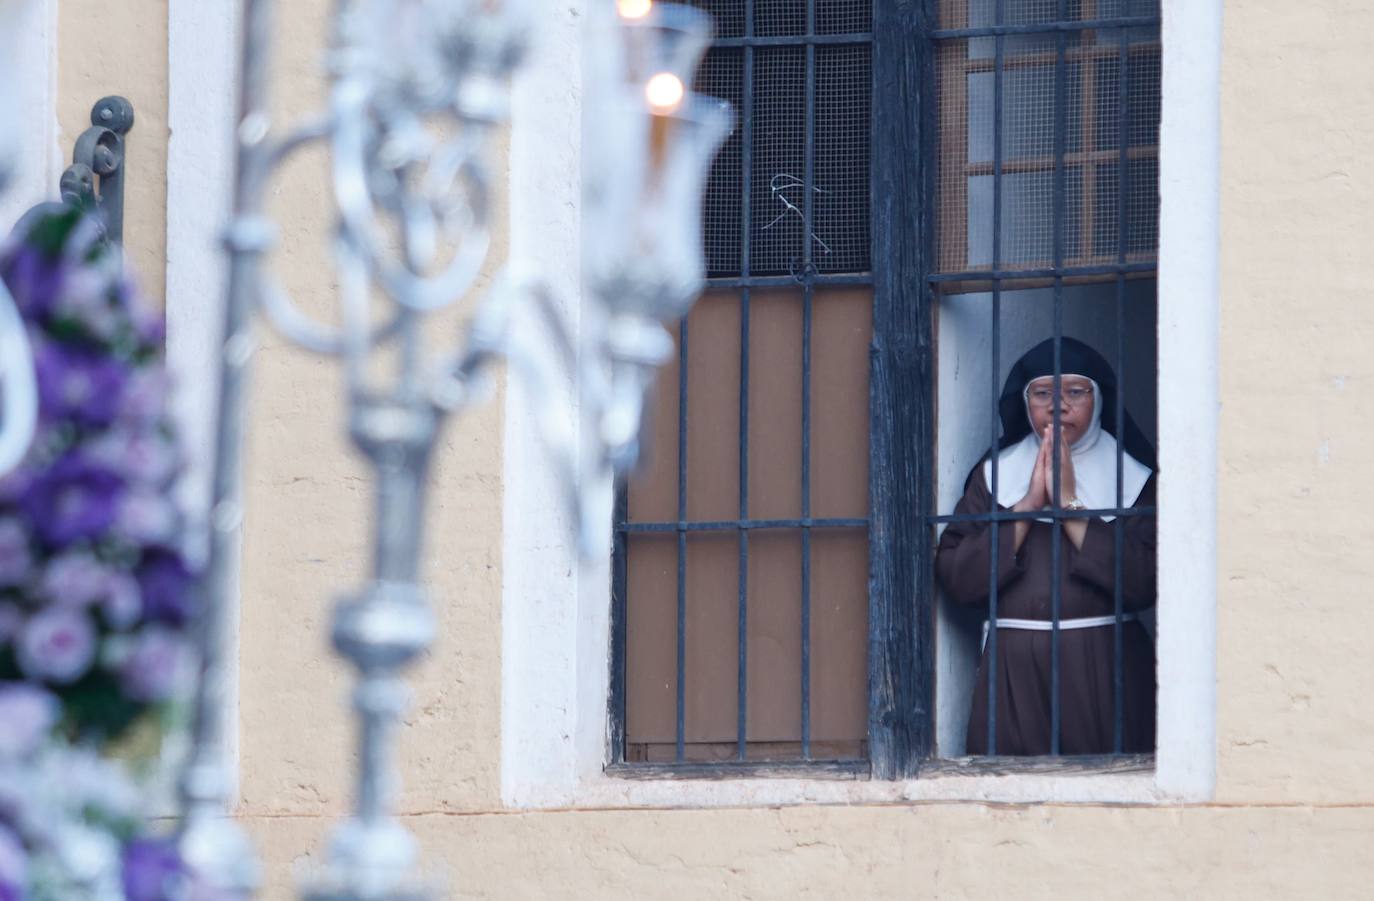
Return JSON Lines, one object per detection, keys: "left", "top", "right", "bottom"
{"left": 608, "top": 0, "right": 1164, "bottom": 777}
{"left": 612, "top": 0, "right": 875, "bottom": 773}
{"left": 929, "top": 0, "right": 1161, "bottom": 760}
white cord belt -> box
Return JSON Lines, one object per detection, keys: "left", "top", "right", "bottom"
{"left": 982, "top": 614, "right": 1138, "bottom": 651}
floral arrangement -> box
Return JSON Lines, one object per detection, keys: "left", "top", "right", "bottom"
{"left": 0, "top": 207, "right": 200, "bottom": 900}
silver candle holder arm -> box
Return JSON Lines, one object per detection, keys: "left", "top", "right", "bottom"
{"left": 0, "top": 1, "right": 42, "bottom": 481}
{"left": 178, "top": 0, "right": 727, "bottom": 898}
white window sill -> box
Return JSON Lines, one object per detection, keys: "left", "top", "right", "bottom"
{"left": 510, "top": 762, "right": 1168, "bottom": 810}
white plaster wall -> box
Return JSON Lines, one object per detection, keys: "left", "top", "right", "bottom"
{"left": 166, "top": 0, "right": 241, "bottom": 803}
{"left": 500, "top": 0, "right": 589, "bottom": 808}
{"left": 1153, "top": 0, "right": 1220, "bottom": 800}
{"left": 0, "top": 0, "right": 59, "bottom": 229}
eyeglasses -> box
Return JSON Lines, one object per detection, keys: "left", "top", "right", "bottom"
{"left": 1025, "top": 384, "right": 1094, "bottom": 407}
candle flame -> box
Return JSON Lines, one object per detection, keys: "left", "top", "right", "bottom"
{"left": 645, "top": 72, "right": 685, "bottom": 114}
{"left": 617, "top": 0, "right": 652, "bottom": 19}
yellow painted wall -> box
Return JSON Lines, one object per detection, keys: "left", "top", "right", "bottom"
{"left": 57, "top": 0, "right": 1374, "bottom": 897}
{"left": 58, "top": 0, "right": 168, "bottom": 304}
{"left": 232, "top": 0, "right": 508, "bottom": 821}
{"left": 1213, "top": 0, "right": 1374, "bottom": 805}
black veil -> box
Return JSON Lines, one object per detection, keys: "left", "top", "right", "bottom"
{"left": 995, "top": 336, "right": 1156, "bottom": 471}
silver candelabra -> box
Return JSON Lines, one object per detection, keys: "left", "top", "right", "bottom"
{"left": 177, "top": 0, "right": 728, "bottom": 898}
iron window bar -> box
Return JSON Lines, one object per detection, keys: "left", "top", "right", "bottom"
{"left": 928, "top": 261, "right": 1156, "bottom": 282}
{"left": 930, "top": 507, "right": 1154, "bottom": 525}
{"left": 705, "top": 272, "right": 874, "bottom": 288}
{"left": 711, "top": 31, "right": 873, "bottom": 48}
{"left": 930, "top": 15, "right": 1160, "bottom": 40}
{"left": 958, "top": 40, "right": 1160, "bottom": 75}
{"left": 984, "top": 0, "right": 1007, "bottom": 757}
{"left": 736, "top": 0, "right": 755, "bottom": 764}
{"left": 619, "top": 517, "right": 869, "bottom": 533}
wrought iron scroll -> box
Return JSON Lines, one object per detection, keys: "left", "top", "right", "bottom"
{"left": 62, "top": 96, "right": 135, "bottom": 243}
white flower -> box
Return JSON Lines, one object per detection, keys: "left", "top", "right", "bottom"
{"left": 0, "top": 683, "right": 59, "bottom": 758}
{"left": 48, "top": 825, "right": 122, "bottom": 898}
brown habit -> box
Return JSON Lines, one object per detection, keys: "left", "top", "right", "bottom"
{"left": 936, "top": 465, "right": 1157, "bottom": 756}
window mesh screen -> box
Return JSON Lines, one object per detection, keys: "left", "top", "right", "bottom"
{"left": 689, "top": 0, "right": 746, "bottom": 38}
{"left": 696, "top": 48, "right": 745, "bottom": 275}
{"left": 749, "top": 47, "right": 808, "bottom": 275}
{"left": 934, "top": 16, "right": 1161, "bottom": 275}
{"left": 818, "top": 0, "right": 873, "bottom": 34}
{"left": 941, "top": 0, "right": 1161, "bottom": 29}
{"left": 688, "top": 1, "right": 873, "bottom": 277}
{"left": 754, "top": 0, "right": 806, "bottom": 37}
{"left": 814, "top": 46, "right": 873, "bottom": 274}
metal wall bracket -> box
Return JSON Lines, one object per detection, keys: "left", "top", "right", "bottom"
{"left": 61, "top": 96, "right": 135, "bottom": 244}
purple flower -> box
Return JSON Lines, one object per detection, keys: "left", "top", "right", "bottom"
{"left": 0, "top": 465, "right": 36, "bottom": 506}
{"left": 84, "top": 426, "right": 179, "bottom": 487}
{"left": 20, "top": 452, "right": 123, "bottom": 546}
{"left": 100, "top": 571, "right": 143, "bottom": 630}
{"left": 16, "top": 607, "right": 97, "bottom": 684}
{"left": 38, "top": 550, "right": 109, "bottom": 607}
{"left": 34, "top": 339, "right": 128, "bottom": 427}
{"left": 0, "top": 682, "right": 59, "bottom": 757}
{"left": 116, "top": 491, "right": 177, "bottom": 544}
{"left": 122, "top": 838, "right": 184, "bottom": 901}
{"left": 37, "top": 551, "right": 143, "bottom": 628}
{"left": 0, "top": 518, "right": 31, "bottom": 588}
{"left": 132, "top": 308, "right": 166, "bottom": 349}
{"left": 0, "top": 825, "right": 24, "bottom": 898}
{"left": 0, "top": 243, "right": 63, "bottom": 319}
{"left": 0, "top": 604, "right": 22, "bottom": 644}
{"left": 117, "top": 368, "right": 170, "bottom": 426}
{"left": 120, "top": 627, "right": 188, "bottom": 702}
{"left": 136, "top": 550, "right": 195, "bottom": 627}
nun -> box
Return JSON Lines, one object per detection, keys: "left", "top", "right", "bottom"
{"left": 936, "top": 337, "right": 1157, "bottom": 756}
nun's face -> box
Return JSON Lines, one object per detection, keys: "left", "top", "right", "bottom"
{"left": 1026, "top": 374, "right": 1095, "bottom": 445}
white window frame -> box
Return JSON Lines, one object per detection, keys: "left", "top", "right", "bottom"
{"left": 500, "top": 0, "right": 1220, "bottom": 808}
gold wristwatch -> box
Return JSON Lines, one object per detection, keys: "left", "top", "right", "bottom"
{"left": 1064, "top": 497, "right": 1087, "bottom": 511}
